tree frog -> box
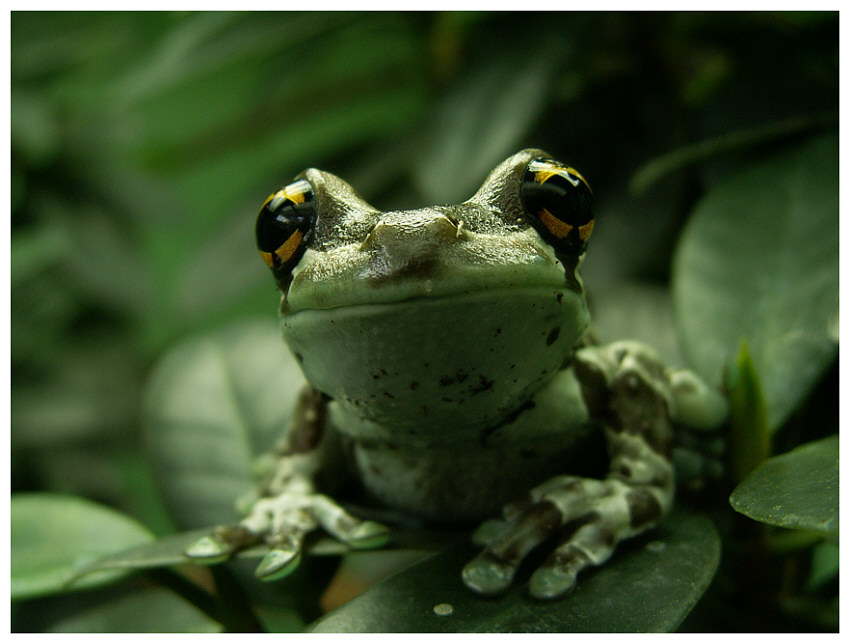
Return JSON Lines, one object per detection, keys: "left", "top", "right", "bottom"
{"left": 186, "top": 149, "right": 727, "bottom": 599}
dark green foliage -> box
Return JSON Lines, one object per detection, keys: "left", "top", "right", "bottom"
{"left": 11, "top": 11, "right": 838, "bottom": 632}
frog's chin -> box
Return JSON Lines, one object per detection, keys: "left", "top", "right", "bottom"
{"left": 280, "top": 286, "right": 589, "bottom": 435}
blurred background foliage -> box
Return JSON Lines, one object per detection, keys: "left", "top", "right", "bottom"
{"left": 11, "top": 10, "right": 838, "bottom": 632}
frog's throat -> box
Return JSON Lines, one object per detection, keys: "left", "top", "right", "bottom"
{"left": 280, "top": 286, "right": 590, "bottom": 434}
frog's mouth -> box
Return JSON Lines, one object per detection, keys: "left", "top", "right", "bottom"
{"left": 281, "top": 232, "right": 583, "bottom": 315}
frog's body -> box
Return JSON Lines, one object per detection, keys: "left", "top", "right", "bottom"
{"left": 187, "top": 150, "right": 727, "bottom": 599}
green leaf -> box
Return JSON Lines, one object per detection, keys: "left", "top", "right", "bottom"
{"left": 46, "top": 587, "right": 221, "bottom": 633}
{"left": 307, "top": 511, "right": 720, "bottom": 633}
{"left": 11, "top": 90, "right": 61, "bottom": 166}
{"left": 143, "top": 319, "right": 305, "bottom": 529}
{"left": 11, "top": 225, "right": 69, "bottom": 286}
{"left": 587, "top": 280, "right": 684, "bottom": 367}
{"left": 72, "top": 521, "right": 456, "bottom": 582}
{"left": 806, "top": 539, "right": 839, "bottom": 592}
{"left": 629, "top": 112, "right": 837, "bottom": 195}
{"left": 729, "top": 434, "right": 838, "bottom": 534}
{"left": 72, "top": 528, "right": 350, "bottom": 582}
{"left": 672, "top": 134, "right": 838, "bottom": 429}
{"left": 11, "top": 493, "right": 155, "bottom": 600}
{"left": 414, "top": 53, "right": 555, "bottom": 203}
{"left": 724, "top": 338, "right": 771, "bottom": 483}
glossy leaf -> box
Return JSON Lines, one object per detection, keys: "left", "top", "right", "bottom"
{"left": 587, "top": 280, "right": 684, "bottom": 367}
{"left": 806, "top": 540, "right": 839, "bottom": 592}
{"left": 414, "top": 54, "right": 554, "bottom": 203}
{"left": 11, "top": 493, "right": 154, "bottom": 600}
{"left": 729, "top": 434, "right": 838, "bottom": 534}
{"left": 143, "top": 319, "right": 305, "bottom": 530}
{"left": 673, "top": 134, "right": 838, "bottom": 429}
{"left": 71, "top": 528, "right": 350, "bottom": 582}
{"left": 72, "top": 521, "right": 459, "bottom": 582}
{"left": 629, "top": 112, "right": 837, "bottom": 195}
{"left": 308, "top": 511, "right": 720, "bottom": 633}
{"left": 46, "top": 587, "right": 221, "bottom": 633}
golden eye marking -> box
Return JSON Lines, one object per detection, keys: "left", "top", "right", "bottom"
{"left": 534, "top": 165, "right": 591, "bottom": 193}
{"left": 578, "top": 219, "right": 595, "bottom": 241}
{"left": 567, "top": 166, "right": 592, "bottom": 193}
{"left": 261, "top": 193, "right": 276, "bottom": 210}
{"left": 534, "top": 169, "right": 560, "bottom": 184}
{"left": 539, "top": 208, "right": 575, "bottom": 239}
{"left": 274, "top": 230, "right": 304, "bottom": 263}
{"left": 286, "top": 187, "right": 307, "bottom": 205}
{"left": 258, "top": 249, "right": 275, "bottom": 268}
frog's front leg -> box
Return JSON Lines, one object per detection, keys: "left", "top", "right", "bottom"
{"left": 463, "top": 341, "right": 703, "bottom": 600}
{"left": 184, "top": 387, "right": 389, "bottom": 580}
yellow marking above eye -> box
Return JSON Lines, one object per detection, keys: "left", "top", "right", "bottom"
{"left": 534, "top": 165, "right": 592, "bottom": 194}
{"left": 286, "top": 186, "right": 307, "bottom": 204}
{"left": 261, "top": 193, "right": 276, "bottom": 210}
{"left": 534, "top": 169, "right": 561, "bottom": 184}
{"left": 264, "top": 184, "right": 308, "bottom": 213}
{"left": 566, "top": 166, "right": 592, "bottom": 193}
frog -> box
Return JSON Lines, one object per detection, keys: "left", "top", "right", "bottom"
{"left": 185, "top": 149, "right": 728, "bottom": 600}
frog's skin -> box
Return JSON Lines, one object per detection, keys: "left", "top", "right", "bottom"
{"left": 186, "top": 149, "right": 727, "bottom": 599}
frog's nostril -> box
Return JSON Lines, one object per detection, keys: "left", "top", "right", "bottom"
{"left": 361, "top": 211, "right": 467, "bottom": 251}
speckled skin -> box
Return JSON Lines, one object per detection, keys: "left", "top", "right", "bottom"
{"left": 185, "top": 150, "right": 728, "bottom": 599}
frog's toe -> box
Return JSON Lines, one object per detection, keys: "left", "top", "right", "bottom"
{"left": 470, "top": 518, "right": 509, "bottom": 546}
{"left": 254, "top": 526, "right": 310, "bottom": 581}
{"left": 530, "top": 515, "right": 619, "bottom": 599}
{"left": 255, "top": 541, "right": 303, "bottom": 580}
{"left": 462, "top": 500, "right": 564, "bottom": 595}
{"left": 308, "top": 494, "right": 390, "bottom": 549}
{"left": 462, "top": 555, "right": 515, "bottom": 595}
{"left": 184, "top": 525, "right": 259, "bottom": 564}
{"left": 256, "top": 548, "right": 302, "bottom": 581}
{"left": 529, "top": 545, "right": 590, "bottom": 599}
{"left": 344, "top": 520, "right": 391, "bottom": 549}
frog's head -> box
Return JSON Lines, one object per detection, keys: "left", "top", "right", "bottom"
{"left": 256, "top": 149, "right": 594, "bottom": 437}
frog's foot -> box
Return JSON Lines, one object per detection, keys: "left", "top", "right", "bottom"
{"left": 462, "top": 475, "right": 667, "bottom": 600}
{"left": 185, "top": 492, "right": 389, "bottom": 581}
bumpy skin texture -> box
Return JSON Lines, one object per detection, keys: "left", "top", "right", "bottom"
{"left": 185, "top": 150, "right": 727, "bottom": 599}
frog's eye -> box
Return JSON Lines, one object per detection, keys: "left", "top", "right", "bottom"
{"left": 520, "top": 158, "right": 594, "bottom": 256}
{"left": 256, "top": 178, "right": 315, "bottom": 289}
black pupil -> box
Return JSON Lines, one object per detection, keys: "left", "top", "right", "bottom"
{"left": 522, "top": 166, "right": 592, "bottom": 227}
{"left": 256, "top": 188, "right": 314, "bottom": 252}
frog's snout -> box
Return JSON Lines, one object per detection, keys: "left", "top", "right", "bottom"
{"left": 360, "top": 210, "right": 466, "bottom": 254}
{"left": 357, "top": 211, "right": 472, "bottom": 283}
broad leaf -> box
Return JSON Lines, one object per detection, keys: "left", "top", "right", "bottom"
{"left": 673, "top": 134, "right": 838, "bottom": 429}
{"left": 730, "top": 434, "right": 838, "bottom": 534}
{"left": 46, "top": 587, "right": 221, "bottom": 633}
{"left": 72, "top": 522, "right": 458, "bottom": 581}
{"left": 143, "top": 319, "right": 305, "bottom": 529}
{"left": 11, "top": 493, "right": 154, "bottom": 600}
{"left": 414, "top": 53, "right": 554, "bottom": 203}
{"left": 308, "top": 511, "right": 720, "bottom": 633}
{"left": 629, "top": 112, "right": 837, "bottom": 195}
{"left": 71, "top": 529, "right": 351, "bottom": 582}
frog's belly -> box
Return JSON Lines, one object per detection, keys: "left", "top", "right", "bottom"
{"left": 349, "top": 424, "right": 606, "bottom": 523}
